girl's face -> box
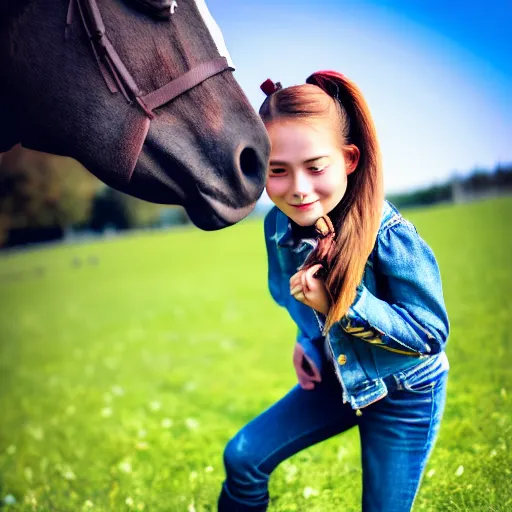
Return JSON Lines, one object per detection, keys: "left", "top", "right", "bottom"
{"left": 265, "top": 118, "right": 359, "bottom": 226}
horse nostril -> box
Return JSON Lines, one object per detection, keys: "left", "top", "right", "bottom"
{"left": 239, "top": 146, "right": 263, "bottom": 184}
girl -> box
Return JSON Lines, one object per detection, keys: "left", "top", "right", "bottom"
{"left": 218, "top": 71, "right": 450, "bottom": 512}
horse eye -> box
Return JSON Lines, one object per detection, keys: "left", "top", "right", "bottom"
{"left": 124, "top": 0, "right": 177, "bottom": 20}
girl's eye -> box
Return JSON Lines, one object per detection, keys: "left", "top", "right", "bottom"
{"left": 309, "top": 165, "right": 326, "bottom": 173}
{"left": 269, "top": 168, "right": 286, "bottom": 175}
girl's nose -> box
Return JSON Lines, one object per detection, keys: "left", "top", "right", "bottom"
{"left": 293, "top": 171, "right": 313, "bottom": 196}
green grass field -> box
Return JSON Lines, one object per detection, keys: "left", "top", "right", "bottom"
{"left": 0, "top": 197, "right": 511, "bottom": 511}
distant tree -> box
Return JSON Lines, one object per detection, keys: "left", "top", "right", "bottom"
{"left": 88, "top": 186, "right": 165, "bottom": 232}
{"left": 494, "top": 164, "right": 512, "bottom": 187}
{"left": 465, "top": 169, "right": 493, "bottom": 191}
{"left": 0, "top": 145, "right": 99, "bottom": 246}
{"left": 387, "top": 183, "right": 452, "bottom": 209}
{"left": 387, "top": 163, "right": 512, "bottom": 209}
{"left": 89, "top": 187, "right": 133, "bottom": 232}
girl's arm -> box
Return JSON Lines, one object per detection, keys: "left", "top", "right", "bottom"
{"left": 334, "top": 219, "right": 449, "bottom": 355}
{"left": 264, "top": 209, "right": 325, "bottom": 371}
{"left": 264, "top": 208, "right": 285, "bottom": 307}
{"left": 296, "top": 328, "right": 325, "bottom": 374}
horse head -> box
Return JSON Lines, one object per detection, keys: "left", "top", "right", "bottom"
{"left": 0, "top": 0, "right": 270, "bottom": 230}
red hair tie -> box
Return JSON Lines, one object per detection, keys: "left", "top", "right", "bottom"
{"left": 260, "top": 79, "right": 282, "bottom": 96}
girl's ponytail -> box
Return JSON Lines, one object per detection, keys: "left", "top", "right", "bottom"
{"left": 303, "top": 71, "right": 384, "bottom": 332}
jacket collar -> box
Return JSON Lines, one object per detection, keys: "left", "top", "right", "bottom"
{"left": 275, "top": 209, "right": 295, "bottom": 247}
{"left": 275, "top": 199, "right": 396, "bottom": 248}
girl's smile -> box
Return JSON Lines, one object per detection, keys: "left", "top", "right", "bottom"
{"left": 290, "top": 200, "right": 319, "bottom": 210}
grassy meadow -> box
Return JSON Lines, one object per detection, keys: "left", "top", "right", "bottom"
{"left": 0, "top": 197, "right": 511, "bottom": 511}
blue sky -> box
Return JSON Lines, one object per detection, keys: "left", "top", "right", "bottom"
{"left": 207, "top": 0, "right": 512, "bottom": 195}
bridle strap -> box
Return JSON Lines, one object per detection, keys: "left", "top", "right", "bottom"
{"left": 66, "top": 0, "right": 234, "bottom": 119}
{"left": 140, "top": 57, "right": 233, "bottom": 111}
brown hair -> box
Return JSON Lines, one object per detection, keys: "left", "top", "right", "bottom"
{"left": 259, "top": 71, "right": 384, "bottom": 332}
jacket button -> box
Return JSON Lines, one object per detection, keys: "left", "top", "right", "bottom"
{"left": 355, "top": 409, "right": 363, "bottom": 417}
{"left": 337, "top": 354, "right": 347, "bottom": 365}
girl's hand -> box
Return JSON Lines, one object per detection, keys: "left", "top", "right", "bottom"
{"left": 290, "top": 264, "right": 330, "bottom": 316}
{"left": 293, "top": 342, "right": 322, "bottom": 390}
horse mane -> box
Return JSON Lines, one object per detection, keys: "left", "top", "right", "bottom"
{"left": 1, "top": 0, "right": 32, "bottom": 24}
{"left": 1, "top": 0, "right": 34, "bottom": 60}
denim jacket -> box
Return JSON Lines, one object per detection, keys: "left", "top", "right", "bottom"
{"left": 264, "top": 200, "right": 450, "bottom": 411}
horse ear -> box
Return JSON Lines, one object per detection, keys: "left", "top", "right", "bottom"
{"left": 123, "top": 0, "right": 177, "bottom": 20}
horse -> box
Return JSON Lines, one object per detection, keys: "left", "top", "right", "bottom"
{"left": 0, "top": 0, "right": 270, "bottom": 230}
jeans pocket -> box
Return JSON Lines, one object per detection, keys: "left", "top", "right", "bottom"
{"left": 399, "top": 352, "right": 449, "bottom": 395}
{"left": 403, "top": 374, "right": 436, "bottom": 394}
{"left": 402, "top": 366, "right": 448, "bottom": 394}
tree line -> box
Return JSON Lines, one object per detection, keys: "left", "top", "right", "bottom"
{"left": 0, "top": 146, "right": 511, "bottom": 248}
{"left": 0, "top": 146, "right": 187, "bottom": 248}
{"left": 386, "top": 164, "right": 512, "bottom": 209}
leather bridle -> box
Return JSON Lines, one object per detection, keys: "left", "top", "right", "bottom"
{"left": 65, "top": 0, "right": 234, "bottom": 119}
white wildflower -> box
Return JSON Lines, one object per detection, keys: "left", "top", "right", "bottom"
{"left": 337, "top": 446, "right": 348, "bottom": 461}
{"left": 284, "top": 463, "right": 298, "bottom": 483}
{"left": 185, "top": 418, "right": 199, "bottom": 430}
{"left": 303, "top": 487, "right": 319, "bottom": 499}
{"left": 455, "top": 465, "right": 464, "bottom": 477}
{"left": 62, "top": 468, "right": 76, "bottom": 481}
{"left": 101, "top": 407, "right": 113, "bottom": 418}
{"left": 112, "top": 385, "right": 125, "bottom": 396}
{"left": 149, "top": 401, "right": 161, "bottom": 412}
{"left": 161, "top": 418, "right": 173, "bottom": 428}
{"left": 23, "top": 491, "right": 37, "bottom": 506}
{"left": 426, "top": 469, "right": 436, "bottom": 478}
{"left": 189, "top": 471, "right": 198, "bottom": 481}
{"left": 118, "top": 461, "right": 132, "bottom": 474}
{"left": 125, "top": 497, "right": 134, "bottom": 507}
{"left": 4, "top": 494, "right": 17, "bottom": 505}
{"left": 83, "top": 500, "right": 94, "bottom": 509}
{"left": 205, "top": 466, "right": 214, "bottom": 473}
{"left": 184, "top": 382, "right": 197, "bottom": 392}
{"left": 187, "top": 502, "right": 196, "bottom": 512}
{"left": 26, "top": 425, "right": 44, "bottom": 441}
{"left": 490, "top": 449, "right": 497, "bottom": 457}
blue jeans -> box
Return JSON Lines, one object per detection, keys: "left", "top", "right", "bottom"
{"left": 218, "top": 359, "right": 448, "bottom": 511}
